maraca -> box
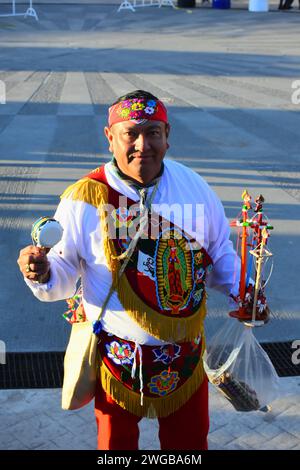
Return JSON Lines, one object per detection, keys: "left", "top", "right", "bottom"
{"left": 31, "top": 216, "right": 63, "bottom": 249}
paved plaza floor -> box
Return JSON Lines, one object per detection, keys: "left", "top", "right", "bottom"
{"left": 0, "top": 3, "right": 299, "bottom": 451}
{"left": 0, "top": 377, "right": 299, "bottom": 450}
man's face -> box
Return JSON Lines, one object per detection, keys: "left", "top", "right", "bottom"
{"left": 104, "top": 120, "right": 170, "bottom": 185}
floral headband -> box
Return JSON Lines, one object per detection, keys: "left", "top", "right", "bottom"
{"left": 108, "top": 97, "right": 168, "bottom": 127}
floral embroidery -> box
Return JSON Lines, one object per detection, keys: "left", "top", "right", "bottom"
{"left": 191, "top": 248, "right": 213, "bottom": 307}
{"left": 116, "top": 98, "right": 158, "bottom": 122}
{"left": 146, "top": 100, "right": 156, "bottom": 107}
{"left": 148, "top": 370, "right": 180, "bottom": 396}
{"left": 106, "top": 341, "right": 134, "bottom": 366}
{"left": 111, "top": 207, "right": 134, "bottom": 228}
{"left": 206, "top": 264, "right": 213, "bottom": 273}
{"left": 145, "top": 106, "right": 155, "bottom": 115}
{"left": 195, "top": 267, "right": 205, "bottom": 283}
{"left": 131, "top": 111, "right": 143, "bottom": 120}
{"left": 131, "top": 102, "right": 145, "bottom": 111}
{"left": 192, "top": 288, "right": 203, "bottom": 306}
{"left": 191, "top": 335, "right": 201, "bottom": 352}
{"left": 63, "top": 288, "right": 86, "bottom": 323}
{"left": 119, "top": 108, "right": 130, "bottom": 119}
{"left": 152, "top": 344, "right": 181, "bottom": 365}
{"left": 194, "top": 251, "right": 204, "bottom": 265}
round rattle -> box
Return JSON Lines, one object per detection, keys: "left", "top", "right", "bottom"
{"left": 31, "top": 216, "right": 63, "bottom": 248}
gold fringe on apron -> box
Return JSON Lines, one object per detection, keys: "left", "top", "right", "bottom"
{"left": 116, "top": 273, "right": 206, "bottom": 342}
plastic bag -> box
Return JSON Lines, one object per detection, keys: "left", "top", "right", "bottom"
{"left": 203, "top": 319, "right": 280, "bottom": 411}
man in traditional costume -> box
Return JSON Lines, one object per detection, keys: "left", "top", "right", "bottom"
{"left": 18, "top": 90, "right": 240, "bottom": 450}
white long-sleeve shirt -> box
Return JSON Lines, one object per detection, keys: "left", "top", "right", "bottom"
{"left": 25, "top": 159, "right": 240, "bottom": 345}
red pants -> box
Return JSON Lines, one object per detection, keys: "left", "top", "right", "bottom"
{"left": 94, "top": 377, "right": 209, "bottom": 450}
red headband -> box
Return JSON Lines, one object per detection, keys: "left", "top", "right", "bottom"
{"left": 108, "top": 97, "right": 168, "bottom": 127}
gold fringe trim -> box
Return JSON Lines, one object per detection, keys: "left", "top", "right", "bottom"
{"left": 60, "top": 177, "right": 207, "bottom": 342}
{"left": 117, "top": 273, "right": 207, "bottom": 342}
{"left": 60, "top": 177, "right": 108, "bottom": 209}
{"left": 60, "top": 177, "right": 120, "bottom": 276}
{"left": 99, "top": 336, "right": 206, "bottom": 418}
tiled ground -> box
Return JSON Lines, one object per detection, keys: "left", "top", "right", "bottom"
{"left": 0, "top": 378, "right": 299, "bottom": 450}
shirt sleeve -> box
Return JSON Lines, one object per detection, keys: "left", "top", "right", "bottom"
{"left": 24, "top": 198, "right": 84, "bottom": 302}
{"left": 205, "top": 189, "right": 241, "bottom": 299}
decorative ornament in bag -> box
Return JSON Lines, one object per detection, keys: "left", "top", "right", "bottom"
{"left": 204, "top": 320, "right": 280, "bottom": 412}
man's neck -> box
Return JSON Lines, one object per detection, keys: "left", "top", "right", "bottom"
{"left": 111, "top": 158, "right": 164, "bottom": 189}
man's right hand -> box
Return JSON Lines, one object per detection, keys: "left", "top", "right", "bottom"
{"left": 17, "top": 245, "right": 50, "bottom": 284}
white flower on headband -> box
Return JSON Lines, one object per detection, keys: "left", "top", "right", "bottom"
{"left": 145, "top": 107, "right": 155, "bottom": 115}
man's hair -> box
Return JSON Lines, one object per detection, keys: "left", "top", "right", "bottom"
{"left": 112, "top": 90, "right": 159, "bottom": 106}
